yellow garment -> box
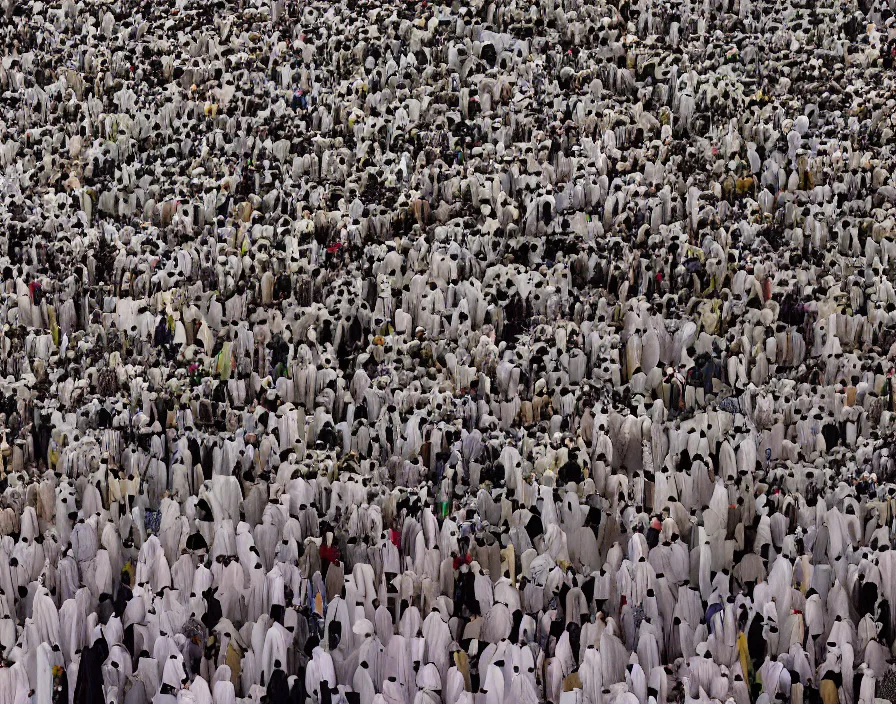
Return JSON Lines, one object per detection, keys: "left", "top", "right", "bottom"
{"left": 122, "top": 561, "right": 136, "bottom": 587}
{"left": 737, "top": 632, "right": 752, "bottom": 684}
{"left": 216, "top": 342, "right": 233, "bottom": 380}
{"left": 453, "top": 651, "right": 471, "bottom": 692}
{"left": 685, "top": 243, "right": 706, "bottom": 262}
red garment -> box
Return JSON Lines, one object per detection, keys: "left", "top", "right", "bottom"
{"left": 389, "top": 529, "right": 401, "bottom": 548}
{"left": 453, "top": 554, "right": 471, "bottom": 570}
{"left": 320, "top": 544, "right": 340, "bottom": 564}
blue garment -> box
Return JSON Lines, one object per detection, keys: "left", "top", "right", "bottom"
{"left": 705, "top": 602, "right": 724, "bottom": 633}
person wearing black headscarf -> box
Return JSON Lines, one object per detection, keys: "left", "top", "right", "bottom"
{"left": 72, "top": 636, "right": 109, "bottom": 704}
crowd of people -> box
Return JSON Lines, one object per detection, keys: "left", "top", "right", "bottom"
{"left": 1, "top": 0, "right": 896, "bottom": 704}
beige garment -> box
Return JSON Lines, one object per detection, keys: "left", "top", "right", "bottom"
{"left": 562, "top": 672, "right": 582, "bottom": 691}
{"left": 501, "top": 544, "right": 516, "bottom": 583}
{"left": 226, "top": 642, "right": 242, "bottom": 688}
{"left": 454, "top": 651, "right": 471, "bottom": 692}
{"left": 819, "top": 680, "right": 838, "bottom": 704}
